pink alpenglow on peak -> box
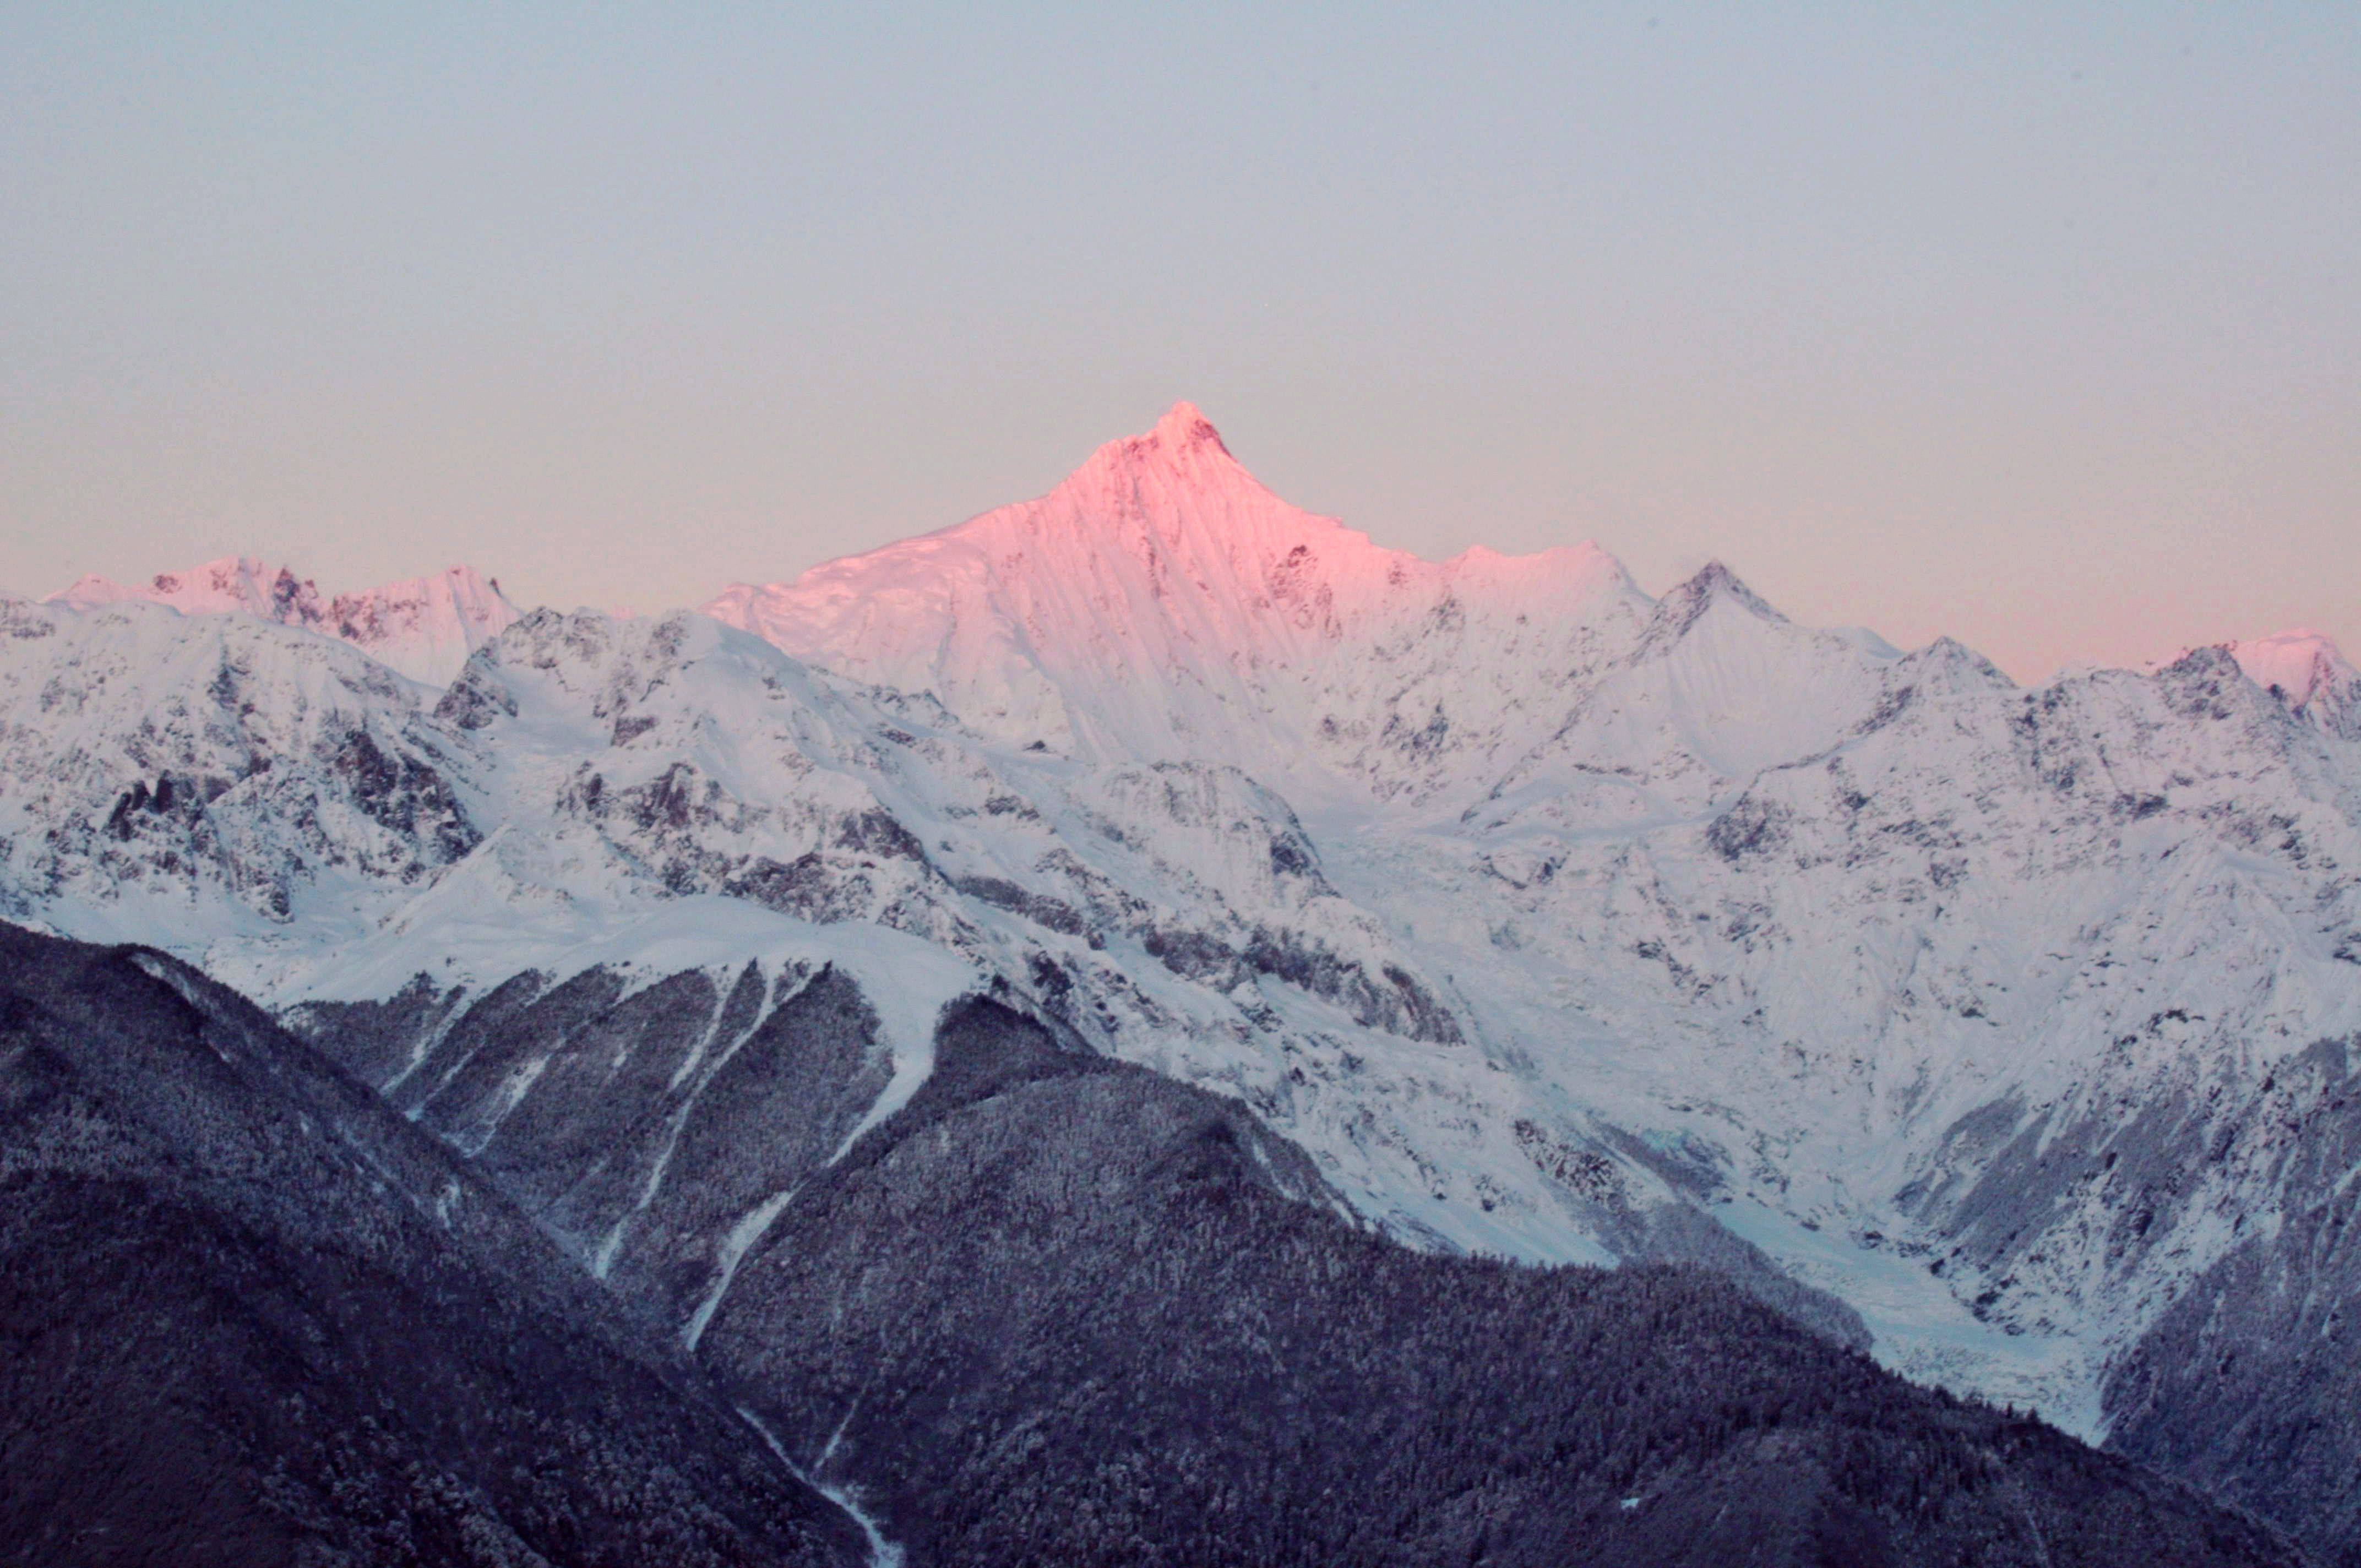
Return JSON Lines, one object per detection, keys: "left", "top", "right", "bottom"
{"left": 2218, "top": 629, "right": 2361, "bottom": 739}
{"left": 2151, "top": 628, "right": 2361, "bottom": 739}
{"left": 48, "top": 557, "right": 522, "bottom": 687}
{"left": 703, "top": 402, "right": 1652, "bottom": 797}
{"left": 1146, "top": 399, "right": 1228, "bottom": 452}
{"left": 2219, "top": 629, "right": 2355, "bottom": 707}
{"left": 53, "top": 556, "right": 317, "bottom": 619}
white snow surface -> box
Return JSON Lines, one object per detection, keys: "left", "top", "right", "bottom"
{"left": 2219, "top": 629, "right": 2361, "bottom": 738}
{"left": 9, "top": 405, "right": 2361, "bottom": 1438}
{"left": 2210, "top": 628, "right": 2351, "bottom": 704}
{"left": 50, "top": 556, "right": 523, "bottom": 687}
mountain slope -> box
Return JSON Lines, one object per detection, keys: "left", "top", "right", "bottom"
{"left": 0, "top": 922, "right": 865, "bottom": 1567}
{"left": 476, "top": 989, "right": 2320, "bottom": 1567}
{"left": 6, "top": 592, "right": 1738, "bottom": 1277}
{"left": 275, "top": 965, "right": 2306, "bottom": 1566}
{"left": 0, "top": 596, "right": 481, "bottom": 951}
{"left": 2101, "top": 1032, "right": 2361, "bottom": 1562}
{"left": 708, "top": 406, "right": 2361, "bottom": 1437}
{"left": 51, "top": 557, "right": 521, "bottom": 686}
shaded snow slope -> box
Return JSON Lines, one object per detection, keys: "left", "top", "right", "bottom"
{"left": 52, "top": 556, "right": 522, "bottom": 685}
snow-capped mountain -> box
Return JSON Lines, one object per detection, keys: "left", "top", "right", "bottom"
{"left": 705, "top": 402, "right": 1651, "bottom": 807}
{"left": 7, "top": 404, "right": 2361, "bottom": 1557}
{"left": 51, "top": 556, "right": 522, "bottom": 687}
{"left": 706, "top": 407, "right": 2361, "bottom": 1426}
{"left": 0, "top": 593, "right": 1638, "bottom": 1266}
{"left": 2216, "top": 629, "right": 2361, "bottom": 740}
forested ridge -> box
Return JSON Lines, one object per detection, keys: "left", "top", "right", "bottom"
{"left": 697, "top": 998, "right": 2305, "bottom": 1567}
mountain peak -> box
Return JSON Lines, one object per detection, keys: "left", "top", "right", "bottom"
{"left": 1684, "top": 560, "right": 1779, "bottom": 612}
{"left": 2221, "top": 628, "right": 2353, "bottom": 706}
{"left": 2201, "top": 628, "right": 2361, "bottom": 738}
{"left": 1639, "top": 560, "right": 1786, "bottom": 650}
{"left": 1019, "top": 400, "right": 1290, "bottom": 547}
{"left": 1147, "top": 400, "right": 1226, "bottom": 451}
{"left": 703, "top": 403, "right": 1660, "bottom": 785}
{"left": 45, "top": 557, "right": 521, "bottom": 687}
{"left": 1064, "top": 400, "right": 1243, "bottom": 494}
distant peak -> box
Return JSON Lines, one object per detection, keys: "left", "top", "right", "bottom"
{"left": 1049, "top": 400, "right": 1260, "bottom": 507}
{"left": 1147, "top": 400, "right": 1227, "bottom": 453}
{"left": 2213, "top": 628, "right": 2355, "bottom": 709}
{"left": 1101, "top": 400, "right": 1237, "bottom": 472}
{"left": 39, "top": 556, "right": 521, "bottom": 686}
{"left": 2231, "top": 627, "right": 2344, "bottom": 661}
{"left": 1635, "top": 561, "right": 1786, "bottom": 652}
{"left": 1908, "top": 635, "right": 2016, "bottom": 690}
{"left": 1670, "top": 561, "right": 1783, "bottom": 619}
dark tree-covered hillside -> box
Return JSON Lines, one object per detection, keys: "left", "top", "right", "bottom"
{"left": 697, "top": 997, "right": 2304, "bottom": 1568}
{"left": 2, "top": 921, "right": 2315, "bottom": 1568}
{"left": 0, "top": 925, "right": 862, "bottom": 1568}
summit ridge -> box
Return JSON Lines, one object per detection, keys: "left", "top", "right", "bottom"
{"left": 705, "top": 403, "right": 1649, "bottom": 796}
{"left": 48, "top": 557, "right": 522, "bottom": 687}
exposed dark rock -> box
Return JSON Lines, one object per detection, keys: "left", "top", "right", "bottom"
{"left": 1242, "top": 926, "right": 1465, "bottom": 1044}
{"left": 833, "top": 809, "right": 928, "bottom": 864}
{"left": 952, "top": 874, "right": 1090, "bottom": 936}
{"left": 431, "top": 662, "right": 518, "bottom": 729}
{"left": 1705, "top": 791, "right": 1790, "bottom": 864}
{"left": 724, "top": 853, "right": 868, "bottom": 923}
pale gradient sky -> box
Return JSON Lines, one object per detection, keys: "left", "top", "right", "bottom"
{"left": 3, "top": 4, "right": 2354, "bottom": 682}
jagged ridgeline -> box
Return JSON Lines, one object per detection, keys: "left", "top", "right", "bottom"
{"left": 6, "top": 404, "right": 2361, "bottom": 1561}
{"left": 2, "top": 927, "right": 2303, "bottom": 1566}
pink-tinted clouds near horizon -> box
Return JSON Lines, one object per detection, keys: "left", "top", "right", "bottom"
{"left": 3, "top": 6, "right": 2354, "bottom": 684}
